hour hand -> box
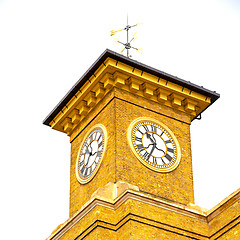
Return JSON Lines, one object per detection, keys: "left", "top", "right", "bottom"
{"left": 85, "top": 152, "right": 91, "bottom": 166}
{"left": 155, "top": 145, "right": 165, "bottom": 154}
{"left": 147, "top": 133, "right": 157, "bottom": 146}
{"left": 149, "top": 144, "right": 155, "bottom": 157}
{"left": 91, "top": 151, "right": 97, "bottom": 156}
{"left": 85, "top": 147, "right": 91, "bottom": 155}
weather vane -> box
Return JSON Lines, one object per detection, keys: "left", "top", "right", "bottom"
{"left": 110, "top": 16, "right": 142, "bottom": 58}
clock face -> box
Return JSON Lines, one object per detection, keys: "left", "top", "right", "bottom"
{"left": 76, "top": 125, "right": 107, "bottom": 184}
{"left": 128, "top": 118, "right": 181, "bottom": 172}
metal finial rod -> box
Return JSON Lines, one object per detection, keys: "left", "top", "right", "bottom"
{"left": 110, "top": 16, "right": 141, "bottom": 58}
{"left": 127, "top": 15, "right": 129, "bottom": 57}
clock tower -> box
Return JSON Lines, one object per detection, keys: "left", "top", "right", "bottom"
{"left": 44, "top": 49, "right": 240, "bottom": 240}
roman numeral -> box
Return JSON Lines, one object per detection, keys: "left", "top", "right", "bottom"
{"left": 78, "top": 162, "right": 83, "bottom": 172}
{"left": 92, "top": 161, "right": 96, "bottom": 168}
{"left": 165, "top": 153, "right": 172, "bottom": 162}
{"left": 98, "top": 141, "right": 103, "bottom": 148}
{"left": 143, "top": 151, "right": 150, "bottom": 160}
{"left": 135, "top": 136, "right": 142, "bottom": 142}
{"left": 151, "top": 125, "right": 157, "bottom": 132}
{"left": 161, "top": 158, "right": 166, "bottom": 164}
{"left": 97, "top": 134, "right": 102, "bottom": 142}
{"left": 90, "top": 134, "right": 93, "bottom": 141}
{"left": 81, "top": 166, "right": 85, "bottom": 174}
{"left": 165, "top": 140, "right": 171, "bottom": 144}
{"left": 97, "top": 151, "right": 101, "bottom": 157}
{"left": 84, "top": 167, "right": 89, "bottom": 176}
{"left": 137, "top": 144, "right": 144, "bottom": 152}
{"left": 85, "top": 147, "right": 90, "bottom": 155}
{"left": 167, "top": 147, "right": 174, "bottom": 153}
{"left": 143, "top": 125, "right": 149, "bottom": 132}
{"left": 152, "top": 157, "right": 157, "bottom": 164}
{"left": 137, "top": 128, "right": 144, "bottom": 135}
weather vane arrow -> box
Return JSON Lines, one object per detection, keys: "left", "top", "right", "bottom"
{"left": 110, "top": 16, "right": 142, "bottom": 58}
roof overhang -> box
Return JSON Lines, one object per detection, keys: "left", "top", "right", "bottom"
{"left": 43, "top": 49, "right": 220, "bottom": 134}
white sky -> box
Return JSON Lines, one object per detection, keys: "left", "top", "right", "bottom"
{"left": 0, "top": 0, "right": 240, "bottom": 239}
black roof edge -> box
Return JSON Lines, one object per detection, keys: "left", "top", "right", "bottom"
{"left": 43, "top": 49, "right": 220, "bottom": 126}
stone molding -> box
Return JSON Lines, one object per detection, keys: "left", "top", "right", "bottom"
{"left": 46, "top": 182, "right": 240, "bottom": 240}
{"left": 49, "top": 58, "right": 211, "bottom": 136}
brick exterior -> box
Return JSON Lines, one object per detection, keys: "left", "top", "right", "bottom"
{"left": 45, "top": 54, "right": 239, "bottom": 240}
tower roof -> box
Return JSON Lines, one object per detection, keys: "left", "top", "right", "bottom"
{"left": 43, "top": 49, "right": 220, "bottom": 128}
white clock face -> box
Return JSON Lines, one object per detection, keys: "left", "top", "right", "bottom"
{"left": 76, "top": 125, "right": 106, "bottom": 184}
{"left": 128, "top": 118, "right": 181, "bottom": 172}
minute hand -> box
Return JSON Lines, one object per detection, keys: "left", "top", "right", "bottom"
{"left": 146, "top": 133, "right": 155, "bottom": 144}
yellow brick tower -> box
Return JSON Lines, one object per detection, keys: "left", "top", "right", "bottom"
{"left": 44, "top": 49, "right": 240, "bottom": 239}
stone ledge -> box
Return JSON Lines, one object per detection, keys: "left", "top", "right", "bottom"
{"left": 46, "top": 185, "right": 240, "bottom": 240}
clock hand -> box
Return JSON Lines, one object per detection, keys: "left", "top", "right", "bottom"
{"left": 145, "top": 143, "right": 154, "bottom": 149}
{"left": 89, "top": 143, "right": 93, "bottom": 154}
{"left": 147, "top": 133, "right": 158, "bottom": 149}
{"left": 155, "top": 145, "right": 165, "bottom": 154}
{"left": 84, "top": 144, "right": 93, "bottom": 166}
{"left": 152, "top": 133, "right": 157, "bottom": 144}
{"left": 91, "top": 151, "right": 97, "bottom": 156}
{"left": 146, "top": 133, "right": 155, "bottom": 143}
{"left": 85, "top": 152, "right": 91, "bottom": 166}
{"left": 149, "top": 144, "right": 155, "bottom": 157}
{"left": 149, "top": 133, "right": 165, "bottom": 154}
{"left": 145, "top": 132, "right": 157, "bottom": 149}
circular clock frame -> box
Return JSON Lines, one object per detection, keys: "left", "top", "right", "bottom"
{"left": 127, "top": 117, "right": 181, "bottom": 173}
{"left": 76, "top": 124, "right": 107, "bottom": 184}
